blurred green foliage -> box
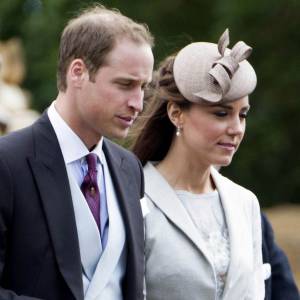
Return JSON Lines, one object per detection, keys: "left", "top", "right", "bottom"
{"left": 0, "top": 0, "right": 299, "bottom": 206}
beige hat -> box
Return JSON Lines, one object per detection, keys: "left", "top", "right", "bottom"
{"left": 173, "top": 29, "right": 257, "bottom": 103}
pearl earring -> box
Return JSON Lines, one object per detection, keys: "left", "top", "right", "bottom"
{"left": 176, "top": 126, "right": 181, "bottom": 137}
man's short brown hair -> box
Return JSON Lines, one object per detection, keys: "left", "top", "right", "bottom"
{"left": 57, "top": 4, "right": 154, "bottom": 91}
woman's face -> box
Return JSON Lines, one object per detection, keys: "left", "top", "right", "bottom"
{"left": 179, "top": 96, "right": 250, "bottom": 167}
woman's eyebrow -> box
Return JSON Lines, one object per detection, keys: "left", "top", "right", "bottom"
{"left": 208, "top": 103, "right": 233, "bottom": 110}
{"left": 208, "top": 103, "right": 251, "bottom": 110}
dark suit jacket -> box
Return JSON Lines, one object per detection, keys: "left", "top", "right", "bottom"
{"left": 262, "top": 213, "right": 300, "bottom": 300}
{"left": 0, "top": 113, "right": 145, "bottom": 300}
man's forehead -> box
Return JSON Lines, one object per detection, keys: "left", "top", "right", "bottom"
{"left": 101, "top": 40, "right": 153, "bottom": 80}
{"left": 114, "top": 72, "right": 152, "bottom": 83}
{"left": 106, "top": 39, "right": 152, "bottom": 61}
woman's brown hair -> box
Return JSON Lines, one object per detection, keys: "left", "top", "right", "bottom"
{"left": 131, "top": 55, "right": 190, "bottom": 165}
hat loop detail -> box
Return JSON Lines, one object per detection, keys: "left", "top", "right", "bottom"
{"left": 218, "top": 28, "right": 230, "bottom": 56}
{"left": 173, "top": 28, "right": 257, "bottom": 104}
{"left": 197, "top": 29, "right": 253, "bottom": 102}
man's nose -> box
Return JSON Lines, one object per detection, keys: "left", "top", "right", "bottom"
{"left": 128, "top": 88, "right": 144, "bottom": 113}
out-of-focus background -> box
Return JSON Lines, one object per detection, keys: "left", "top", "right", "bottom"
{"left": 265, "top": 205, "right": 300, "bottom": 288}
{"left": 0, "top": 0, "right": 299, "bottom": 288}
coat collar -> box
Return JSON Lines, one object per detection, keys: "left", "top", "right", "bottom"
{"left": 144, "top": 162, "right": 247, "bottom": 295}
{"left": 144, "top": 162, "right": 214, "bottom": 266}
{"left": 210, "top": 167, "right": 244, "bottom": 297}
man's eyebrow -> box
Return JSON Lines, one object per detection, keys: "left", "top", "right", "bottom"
{"left": 114, "top": 73, "right": 147, "bottom": 80}
{"left": 114, "top": 76, "right": 152, "bottom": 85}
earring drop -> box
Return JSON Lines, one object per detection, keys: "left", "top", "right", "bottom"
{"left": 176, "top": 126, "right": 181, "bottom": 137}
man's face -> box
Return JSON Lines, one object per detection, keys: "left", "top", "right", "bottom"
{"left": 73, "top": 38, "right": 154, "bottom": 146}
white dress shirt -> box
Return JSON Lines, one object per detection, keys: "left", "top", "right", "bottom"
{"left": 47, "top": 101, "right": 109, "bottom": 248}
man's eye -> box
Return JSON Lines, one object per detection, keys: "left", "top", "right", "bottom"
{"left": 117, "top": 81, "right": 132, "bottom": 88}
{"left": 119, "top": 82, "right": 131, "bottom": 86}
{"left": 141, "top": 83, "right": 149, "bottom": 91}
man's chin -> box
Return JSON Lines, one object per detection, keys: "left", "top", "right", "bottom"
{"left": 106, "top": 129, "right": 129, "bottom": 141}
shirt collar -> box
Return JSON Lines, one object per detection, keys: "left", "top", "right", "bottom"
{"left": 47, "top": 101, "right": 104, "bottom": 165}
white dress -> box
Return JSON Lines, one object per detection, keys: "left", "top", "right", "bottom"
{"left": 176, "top": 190, "right": 230, "bottom": 299}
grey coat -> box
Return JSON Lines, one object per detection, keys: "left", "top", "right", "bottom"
{"left": 143, "top": 162, "right": 266, "bottom": 300}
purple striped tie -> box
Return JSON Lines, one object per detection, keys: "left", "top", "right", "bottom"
{"left": 81, "top": 153, "right": 100, "bottom": 230}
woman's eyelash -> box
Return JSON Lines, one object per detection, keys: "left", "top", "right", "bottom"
{"left": 214, "top": 111, "right": 227, "bottom": 117}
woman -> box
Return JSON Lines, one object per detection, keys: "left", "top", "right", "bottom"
{"left": 132, "top": 29, "right": 267, "bottom": 300}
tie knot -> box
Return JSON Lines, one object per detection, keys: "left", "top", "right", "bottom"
{"left": 86, "top": 153, "right": 98, "bottom": 172}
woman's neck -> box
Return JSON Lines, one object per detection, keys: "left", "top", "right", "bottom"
{"left": 156, "top": 142, "right": 215, "bottom": 194}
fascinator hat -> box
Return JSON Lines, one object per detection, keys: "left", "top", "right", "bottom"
{"left": 173, "top": 29, "right": 257, "bottom": 103}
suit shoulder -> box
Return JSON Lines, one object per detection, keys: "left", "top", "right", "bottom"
{"left": 0, "top": 125, "right": 34, "bottom": 156}
{"left": 103, "top": 138, "right": 140, "bottom": 164}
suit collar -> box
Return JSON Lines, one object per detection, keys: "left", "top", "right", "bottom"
{"left": 102, "top": 139, "right": 133, "bottom": 196}
{"left": 47, "top": 101, "right": 104, "bottom": 164}
{"left": 103, "top": 139, "right": 144, "bottom": 297}
{"left": 28, "top": 112, "right": 84, "bottom": 300}
{"left": 29, "top": 114, "right": 143, "bottom": 299}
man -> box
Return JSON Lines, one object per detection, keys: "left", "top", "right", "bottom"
{"left": 262, "top": 213, "right": 300, "bottom": 300}
{"left": 0, "top": 5, "right": 154, "bottom": 300}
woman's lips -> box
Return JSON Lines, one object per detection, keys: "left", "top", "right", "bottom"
{"left": 217, "top": 142, "right": 237, "bottom": 151}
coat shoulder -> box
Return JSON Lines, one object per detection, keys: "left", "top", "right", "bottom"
{"left": 213, "top": 168, "right": 258, "bottom": 200}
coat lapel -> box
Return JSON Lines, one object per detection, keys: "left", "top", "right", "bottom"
{"left": 28, "top": 113, "right": 83, "bottom": 300}
{"left": 210, "top": 167, "right": 250, "bottom": 299}
{"left": 144, "top": 162, "right": 214, "bottom": 266}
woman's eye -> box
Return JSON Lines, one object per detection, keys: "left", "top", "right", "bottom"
{"left": 214, "top": 111, "right": 227, "bottom": 117}
{"left": 240, "top": 112, "right": 248, "bottom": 119}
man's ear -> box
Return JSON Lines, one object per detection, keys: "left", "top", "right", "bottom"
{"left": 167, "top": 101, "right": 184, "bottom": 128}
{"left": 68, "top": 59, "right": 88, "bottom": 88}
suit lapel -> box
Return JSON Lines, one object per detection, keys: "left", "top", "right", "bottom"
{"left": 103, "top": 139, "right": 143, "bottom": 237}
{"left": 102, "top": 140, "right": 144, "bottom": 297}
{"left": 144, "top": 162, "right": 214, "bottom": 266}
{"left": 28, "top": 113, "right": 83, "bottom": 300}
